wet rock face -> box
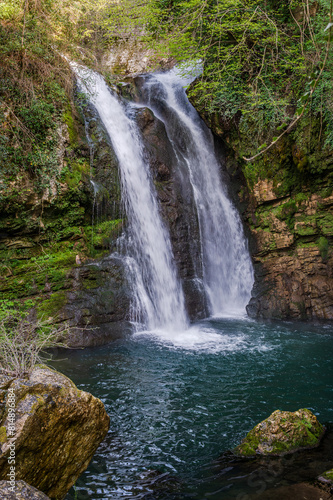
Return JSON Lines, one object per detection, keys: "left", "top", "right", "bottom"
{"left": 56, "top": 254, "right": 132, "bottom": 348}
{"left": 0, "top": 480, "right": 50, "bottom": 499}
{"left": 0, "top": 367, "right": 110, "bottom": 499}
{"left": 234, "top": 409, "right": 325, "bottom": 457}
{"left": 133, "top": 105, "right": 208, "bottom": 320}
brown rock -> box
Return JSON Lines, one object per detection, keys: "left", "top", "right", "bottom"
{"left": 0, "top": 480, "right": 50, "bottom": 499}
{"left": 0, "top": 366, "right": 110, "bottom": 499}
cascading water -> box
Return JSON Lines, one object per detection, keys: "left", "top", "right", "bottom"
{"left": 141, "top": 67, "right": 254, "bottom": 315}
{"left": 72, "top": 64, "right": 189, "bottom": 332}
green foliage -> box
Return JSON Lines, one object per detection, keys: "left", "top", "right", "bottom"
{"left": 140, "top": 0, "right": 333, "bottom": 161}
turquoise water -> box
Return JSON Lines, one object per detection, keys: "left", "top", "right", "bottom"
{"left": 56, "top": 318, "right": 333, "bottom": 499}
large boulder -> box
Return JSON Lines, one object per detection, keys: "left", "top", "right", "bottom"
{"left": 0, "top": 366, "right": 110, "bottom": 499}
{"left": 0, "top": 480, "right": 50, "bottom": 499}
{"left": 234, "top": 409, "right": 325, "bottom": 457}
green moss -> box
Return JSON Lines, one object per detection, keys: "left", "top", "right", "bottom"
{"left": 275, "top": 200, "right": 297, "bottom": 230}
{"left": 84, "top": 219, "right": 123, "bottom": 256}
{"left": 317, "top": 214, "right": 333, "bottom": 237}
{"left": 62, "top": 104, "right": 78, "bottom": 146}
{"left": 61, "top": 158, "right": 90, "bottom": 189}
{"left": 317, "top": 236, "right": 329, "bottom": 261}
{"left": 294, "top": 192, "right": 309, "bottom": 204}
{"left": 0, "top": 244, "right": 76, "bottom": 300}
{"left": 0, "top": 426, "right": 7, "bottom": 444}
{"left": 37, "top": 291, "right": 67, "bottom": 320}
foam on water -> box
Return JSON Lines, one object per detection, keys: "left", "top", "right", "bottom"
{"left": 133, "top": 322, "right": 273, "bottom": 354}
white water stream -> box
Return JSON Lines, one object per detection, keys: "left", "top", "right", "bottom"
{"left": 72, "top": 64, "right": 189, "bottom": 332}
{"left": 72, "top": 63, "right": 254, "bottom": 342}
{"left": 143, "top": 67, "right": 254, "bottom": 315}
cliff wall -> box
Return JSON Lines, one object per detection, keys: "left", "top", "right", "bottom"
{"left": 190, "top": 102, "right": 333, "bottom": 320}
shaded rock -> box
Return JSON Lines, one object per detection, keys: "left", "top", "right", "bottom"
{"left": 249, "top": 482, "right": 333, "bottom": 500}
{"left": 0, "top": 366, "right": 110, "bottom": 499}
{"left": 57, "top": 254, "right": 132, "bottom": 348}
{"left": 234, "top": 409, "right": 325, "bottom": 457}
{"left": 131, "top": 87, "right": 209, "bottom": 320}
{"left": 0, "top": 480, "right": 50, "bottom": 499}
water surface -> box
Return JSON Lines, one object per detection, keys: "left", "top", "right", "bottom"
{"left": 55, "top": 318, "right": 333, "bottom": 499}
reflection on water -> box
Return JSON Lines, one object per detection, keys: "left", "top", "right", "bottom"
{"left": 51, "top": 318, "right": 333, "bottom": 499}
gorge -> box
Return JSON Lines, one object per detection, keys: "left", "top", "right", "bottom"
{"left": 1, "top": 1, "right": 333, "bottom": 498}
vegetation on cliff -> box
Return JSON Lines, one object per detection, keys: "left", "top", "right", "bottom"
{"left": 0, "top": 0, "right": 332, "bottom": 323}
{"left": 0, "top": 0, "right": 124, "bottom": 321}
{"left": 144, "top": 1, "right": 333, "bottom": 152}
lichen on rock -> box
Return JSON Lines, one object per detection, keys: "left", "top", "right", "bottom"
{"left": 234, "top": 409, "right": 325, "bottom": 457}
{"left": 0, "top": 366, "right": 110, "bottom": 499}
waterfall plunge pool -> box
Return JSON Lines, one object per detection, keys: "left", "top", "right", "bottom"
{"left": 54, "top": 317, "right": 333, "bottom": 499}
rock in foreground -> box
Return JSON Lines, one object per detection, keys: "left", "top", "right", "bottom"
{"left": 234, "top": 409, "right": 325, "bottom": 457}
{"left": 0, "top": 366, "right": 110, "bottom": 499}
{"left": 0, "top": 480, "right": 50, "bottom": 499}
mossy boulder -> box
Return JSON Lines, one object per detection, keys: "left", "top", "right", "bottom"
{"left": 318, "top": 468, "right": 333, "bottom": 485}
{"left": 0, "top": 366, "right": 110, "bottom": 499}
{"left": 234, "top": 409, "right": 325, "bottom": 457}
{"left": 0, "top": 480, "right": 50, "bottom": 499}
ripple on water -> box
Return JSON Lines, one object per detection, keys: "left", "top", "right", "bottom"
{"left": 57, "top": 319, "right": 333, "bottom": 500}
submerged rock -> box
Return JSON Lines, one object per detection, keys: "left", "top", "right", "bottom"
{"left": 0, "top": 480, "right": 50, "bottom": 499}
{"left": 250, "top": 482, "right": 333, "bottom": 500}
{"left": 0, "top": 366, "right": 110, "bottom": 499}
{"left": 234, "top": 409, "right": 325, "bottom": 457}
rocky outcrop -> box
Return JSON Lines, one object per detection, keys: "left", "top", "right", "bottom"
{"left": 40, "top": 254, "right": 133, "bottom": 348}
{"left": 234, "top": 409, "right": 325, "bottom": 457}
{"left": 190, "top": 94, "right": 333, "bottom": 321}
{"left": 0, "top": 93, "right": 134, "bottom": 346}
{"left": 247, "top": 189, "right": 333, "bottom": 320}
{"left": 0, "top": 366, "right": 110, "bottom": 499}
{"left": 0, "top": 481, "right": 50, "bottom": 499}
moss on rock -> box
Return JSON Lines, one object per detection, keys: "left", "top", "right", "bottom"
{"left": 234, "top": 409, "right": 325, "bottom": 457}
{"left": 319, "top": 468, "right": 333, "bottom": 485}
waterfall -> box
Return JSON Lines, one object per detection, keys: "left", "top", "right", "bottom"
{"left": 72, "top": 64, "right": 189, "bottom": 331}
{"left": 141, "top": 67, "right": 254, "bottom": 316}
